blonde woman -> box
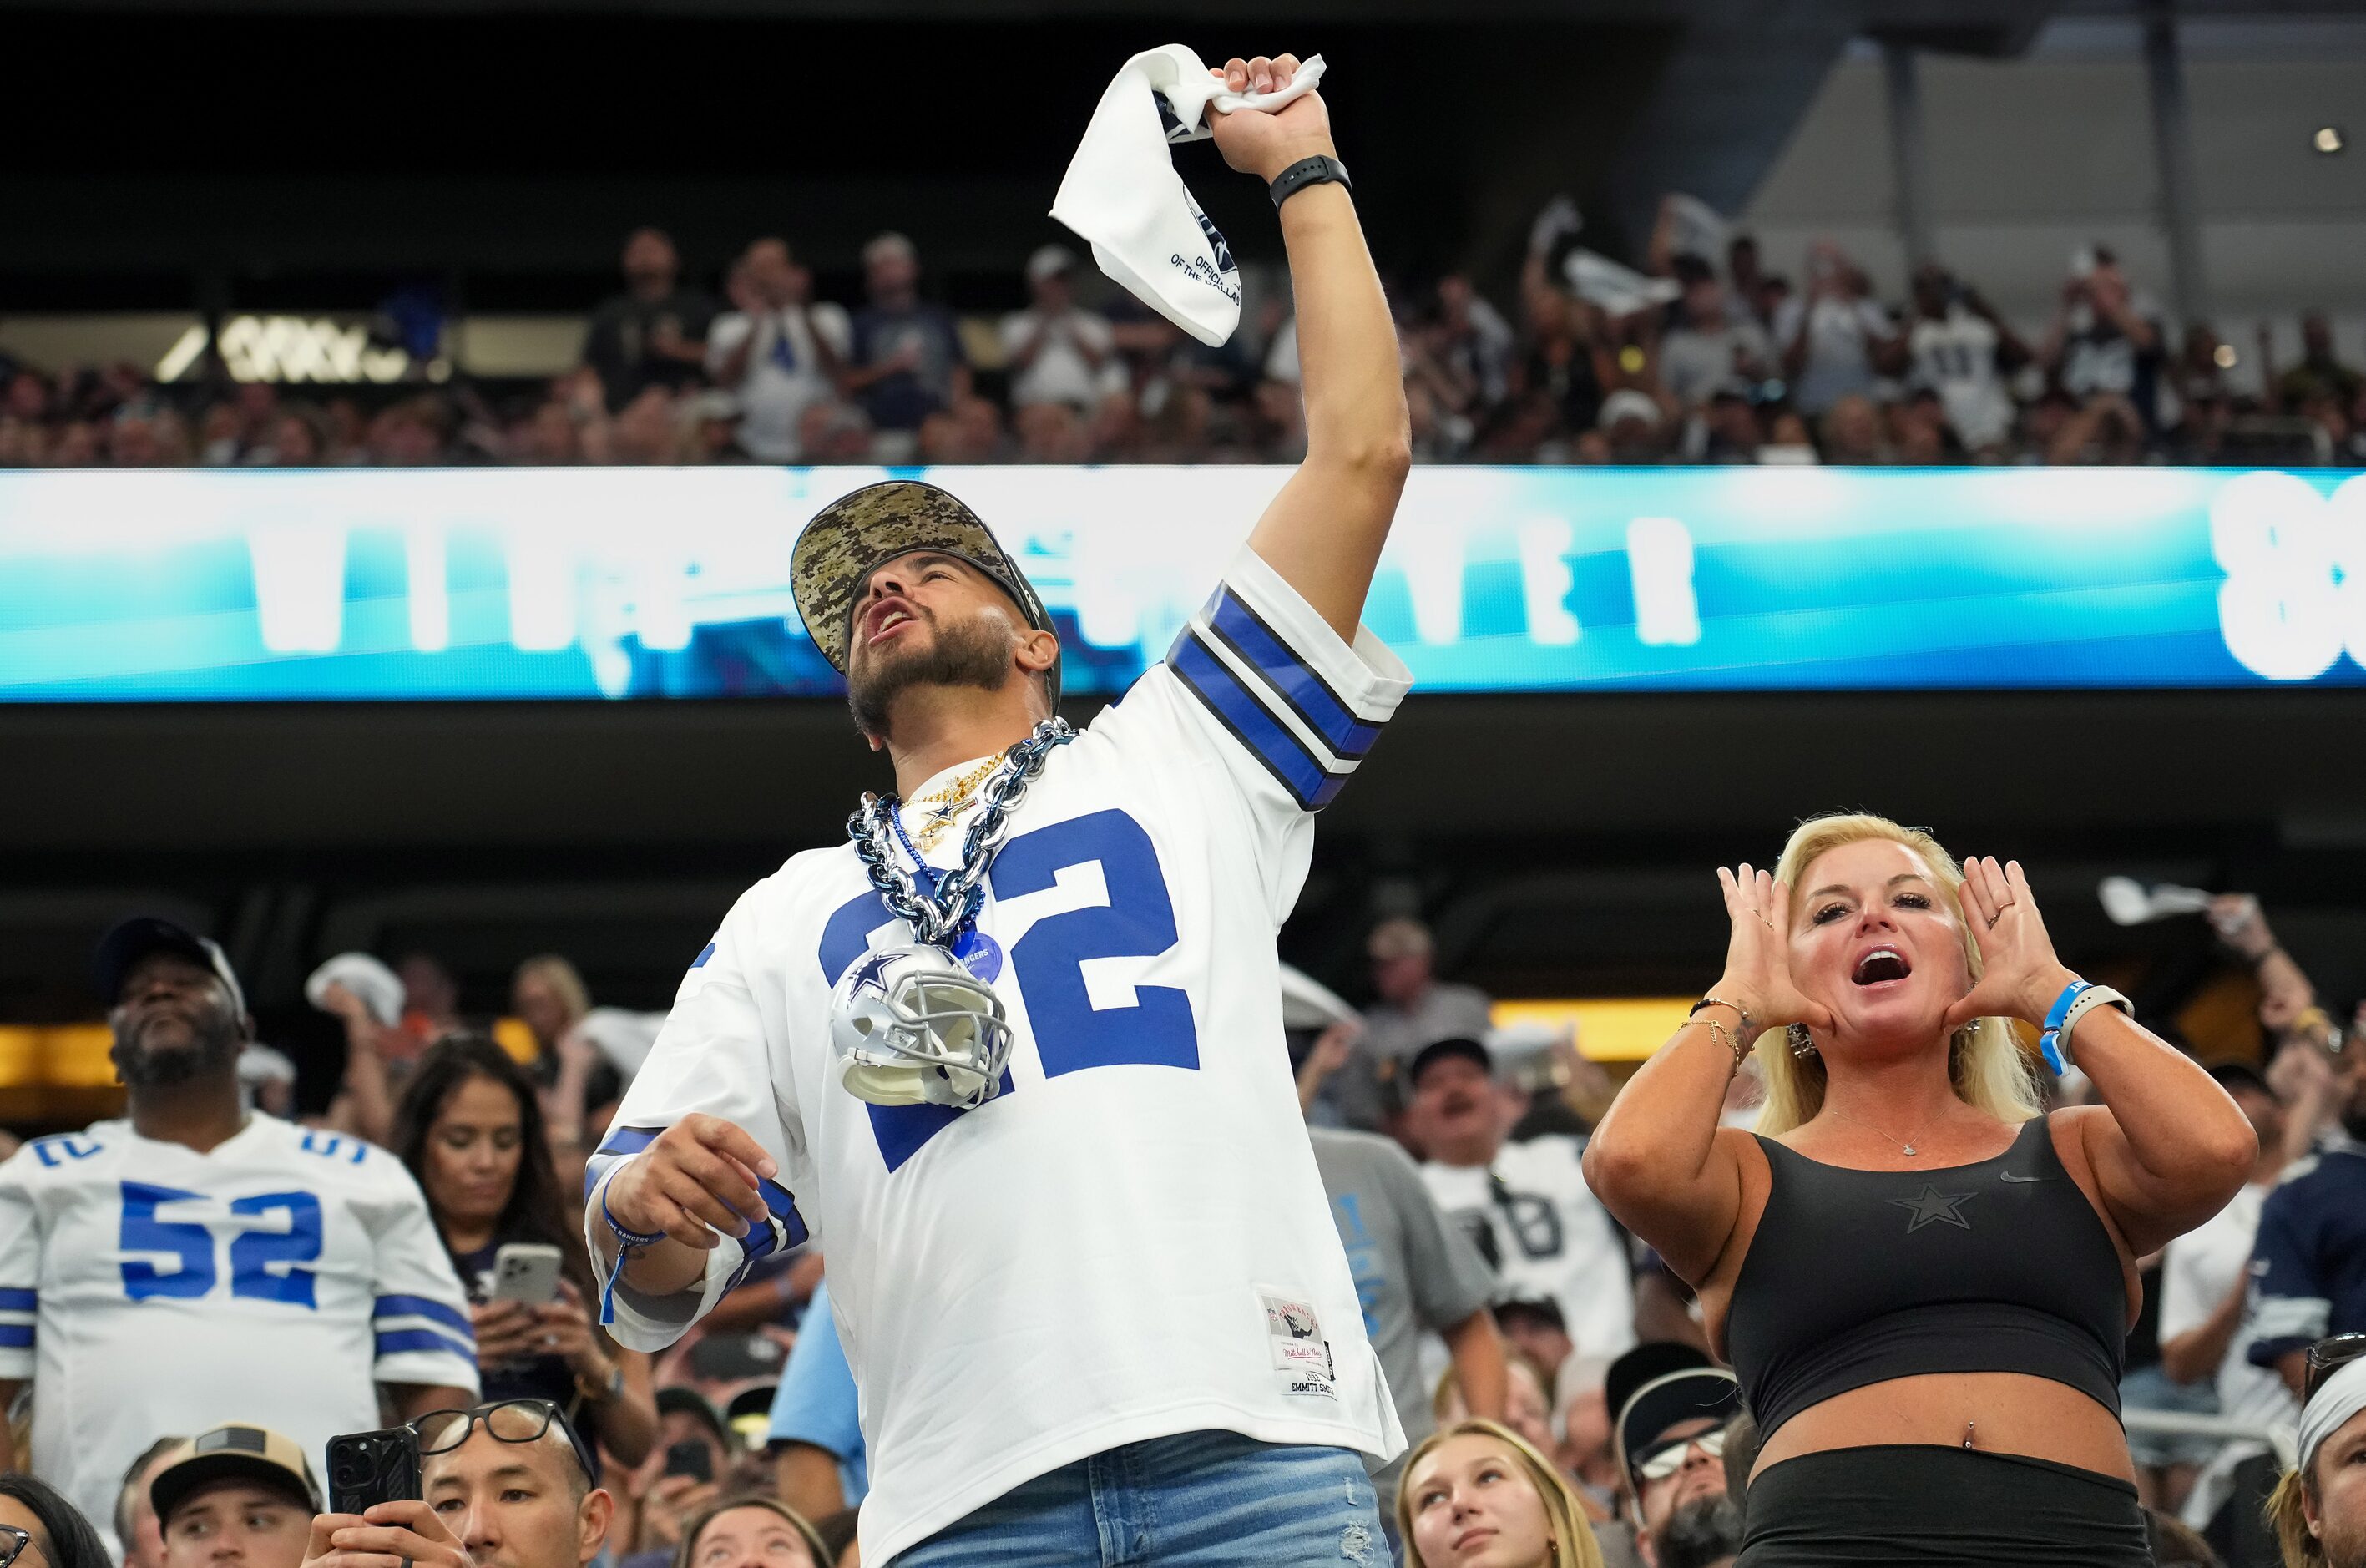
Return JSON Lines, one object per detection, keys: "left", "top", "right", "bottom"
{"left": 1584, "top": 812, "right": 2256, "bottom": 1564}
{"left": 1398, "top": 1419, "right": 1607, "bottom": 1568}
{"left": 2266, "top": 1338, "right": 2366, "bottom": 1568}
{"left": 671, "top": 1495, "right": 831, "bottom": 1568}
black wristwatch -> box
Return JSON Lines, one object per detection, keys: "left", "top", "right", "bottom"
{"left": 1270, "top": 154, "right": 1352, "bottom": 209}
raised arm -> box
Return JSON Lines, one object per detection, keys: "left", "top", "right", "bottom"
{"left": 1209, "top": 54, "right": 1411, "bottom": 642}
{"left": 1944, "top": 858, "right": 2256, "bottom": 1258}
{"left": 1585, "top": 866, "right": 1833, "bottom": 1284}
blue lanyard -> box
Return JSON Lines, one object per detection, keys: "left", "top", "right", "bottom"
{"left": 883, "top": 805, "right": 972, "bottom": 938}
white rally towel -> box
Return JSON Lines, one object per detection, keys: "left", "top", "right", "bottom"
{"left": 1050, "top": 45, "right": 1327, "bottom": 346}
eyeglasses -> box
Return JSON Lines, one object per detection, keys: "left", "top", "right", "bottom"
{"left": 2306, "top": 1332, "right": 2366, "bottom": 1406}
{"left": 0, "top": 1524, "right": 30, "bottom": 1568}
{"left": 413, "top": 1398, "right": 597, "bottom": 1483}
{"left": 1634, "top": 1428, "right": 1727, "bottom": 1483}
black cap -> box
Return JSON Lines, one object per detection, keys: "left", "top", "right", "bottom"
{"left": 725, "top": 1383, "right": 780, "bottom": 1448}
{"left": 1610, "top": 1343, "right": 1741, "bottom": 1488}
{"left": 655, "top": 1386, "right": 730, "bottom": 1447}
{"left": 1493, "top": 1296, "right": 1568, "bottom": 1333}
{"left": 94, "top": 916, "right": 245, "bottom": 1017}
{"left": 1405, "top": 1036, "right": 1492, "bottom": 1090}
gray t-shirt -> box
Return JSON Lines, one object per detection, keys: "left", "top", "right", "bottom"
{"left": 1310, "top": 1126, "right": 1499, "bottom": 1516}
{"left": 1661, "top": 319, "right": 1771, "bottom": 409}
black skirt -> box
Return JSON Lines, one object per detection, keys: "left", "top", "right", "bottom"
{"left": 1740, "top": 1444, "right": 2151, "bottom": 1567}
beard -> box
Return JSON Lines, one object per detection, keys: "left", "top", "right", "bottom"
{"left": 112, "top": 1007, "right": 242, "bottom": 1089}
{"left": 847, "top": 607, "right": 1017, "bottom": 739}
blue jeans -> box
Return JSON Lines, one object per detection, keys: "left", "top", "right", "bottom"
{"left": 891, "top": 1429, "right": 1386, "bottom": 1567}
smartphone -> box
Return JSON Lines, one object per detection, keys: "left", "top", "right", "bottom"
{"left": 489, "top": 1242, "right": 564, "bottom": 1306}
{"left": 326, "top": 1427, "right": 422, "bottom": 1515}
{"left": 663, "top": 1439, "right": 715, "bottom": 1485}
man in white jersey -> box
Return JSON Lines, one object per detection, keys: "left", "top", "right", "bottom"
{"left": 1905, "top": 264, "right": 2030, "bottom": 457}
{"left": 1406, "top": 1039, "right": 1639, "bottom": 1365}
{"left": 584, "top": 52, "right": 1413, "bottom": 1566}
{"left": 0, "top": 918, "right": 478, "bottom": 1553}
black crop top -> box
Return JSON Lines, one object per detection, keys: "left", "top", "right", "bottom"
{"left": 1723, "top": 1115, "right": 2128, "bottom": 1441}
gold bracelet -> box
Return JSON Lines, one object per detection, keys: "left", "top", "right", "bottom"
{"left": 1679, "top": 1016, "right": 1752, "bottom": 1072}
{"left": 1691, "top": 994, "right": 1757, "bottom": 1034}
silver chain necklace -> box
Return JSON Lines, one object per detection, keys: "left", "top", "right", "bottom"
{"left": 846, "top": 718, "right": 1074, "bottom": 948}
{"left": 1828, "top": 1105, "right": 1930, "bottom": 1156}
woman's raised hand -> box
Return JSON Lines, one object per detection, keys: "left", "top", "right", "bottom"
{"left": 1943, "top": 857, "right": 2076, "bottom": 1031}
{"left": 1712, "top": 864, "right": 1833, "bottom": 1036}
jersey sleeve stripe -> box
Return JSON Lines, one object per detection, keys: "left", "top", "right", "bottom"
{"left": 1206, "top": 589, "right": 1385, "bottom": 759}
{"left": 740, "top": 1201, "right": 810, "bottom": 1267}
{"left": 375, "top": 1294, "right": 474, "bottom": 1337}
{"left": 585, "top": 1125, "right": 665, "bottom": 1198}
{"left": 0, "top": 1288, "right": 33, "bottom": 1312}
{"left": 2252, "top": 1294, "right": 2329, "bottom": 1343}
{"left": 0, "top": 1324, "right": 30, "bottom": 1349}
{"left": 596, "top": 1127, "right": 662, "bottom": 1158}
{"left": 375, "top": 1327, "right": 477, "bottom": 1362}
{"left": 1168, "top": 629, "right": 1348, "bottom": 811}
{"left": 587, "top": 1126, "right": 809, "bottom": 1255}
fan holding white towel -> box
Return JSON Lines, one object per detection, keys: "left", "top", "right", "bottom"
{"left": 1050, "top": 44, "right": 1328, "bottom": 346}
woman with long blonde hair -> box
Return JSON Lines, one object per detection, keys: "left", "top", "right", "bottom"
{"left": 1584, "top": 812, "right": 2257, "bottom": 1564}
{"left": 1398, "top": 1419, "right": 1606, "bottom": 1568}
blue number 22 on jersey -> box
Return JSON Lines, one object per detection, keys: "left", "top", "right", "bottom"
{"left": 818, "top": 809, "right": 1200, "bottom": 1171}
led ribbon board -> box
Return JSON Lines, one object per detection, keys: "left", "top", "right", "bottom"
{"left": 0, "top": 465, "right": 2360, "bottom": 701}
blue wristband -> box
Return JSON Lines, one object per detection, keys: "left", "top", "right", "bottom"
{"left": 601, "top": 1176, "right": 665, "bottom": 1248}
{"left": 597, "top": 1171, "right": 666, "bottom": 1328}
{"left": 2037, "top": 979, "right": 2090, "bottom": 1075}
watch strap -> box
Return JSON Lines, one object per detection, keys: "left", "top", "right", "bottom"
{"left": 1270, "top": 154, "right": 1352, "bottom": 209}
{"left": 2057, "top": 984, "right": 2131, "bottom": 1060}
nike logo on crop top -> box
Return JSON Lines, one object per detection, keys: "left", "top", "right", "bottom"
{"left": 1997, "top": 1171, "right": 2056, "bottom": 1183}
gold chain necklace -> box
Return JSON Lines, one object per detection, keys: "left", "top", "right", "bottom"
{"left": 908, "top": 752, "right": 1007, "bottom": 852}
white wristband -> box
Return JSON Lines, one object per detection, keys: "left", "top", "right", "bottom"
{"left": 2057, "top": 984, "right": 2132, "bottom": 1060}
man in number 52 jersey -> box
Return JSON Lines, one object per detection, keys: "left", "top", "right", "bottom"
{"left": 0, "top": 919, "right": 479, "bottom": 1555}
{"left": 586, "top": 52, "right": 1416, "bottom": 1567}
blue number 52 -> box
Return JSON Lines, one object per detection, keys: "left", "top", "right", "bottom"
{"left": 119, "top": 1183, "right": 323, "bottom": 1307}
{"left": 818, "top": 808, "right": 1201, "bottom": 1170}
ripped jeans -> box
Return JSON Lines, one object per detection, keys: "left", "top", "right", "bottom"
{"left": 890, "top": 1429, "right": 1385, "bottom": 1567}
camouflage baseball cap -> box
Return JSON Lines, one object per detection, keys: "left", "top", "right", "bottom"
{"left": 791, "top": 479, "right": 1059, "bottom": 704}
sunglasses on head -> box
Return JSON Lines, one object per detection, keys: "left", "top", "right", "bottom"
{"left": 413, "top": 1398, "right": 598, "bottom": 1483}
{"left": 2306, "top": 1332, "right": 2366, "bottom": 1406}
{"left": 1634, "top": 1427, "right": 1726, "bottom": 1483}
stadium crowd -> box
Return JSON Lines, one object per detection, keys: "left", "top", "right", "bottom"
{"left": 2, "top": 200, "right": 2361, "bottom": 473}
{"left": 3, "top": 883, "right": 2363, "bottom": 1568}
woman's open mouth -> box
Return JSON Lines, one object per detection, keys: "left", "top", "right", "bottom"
{"left": 1852, "top": 945, "right": 1912, "bottom": 986}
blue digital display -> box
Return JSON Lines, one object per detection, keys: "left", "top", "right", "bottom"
{"left": 1, "top": 465, "right": 2360, "bottom": 701}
